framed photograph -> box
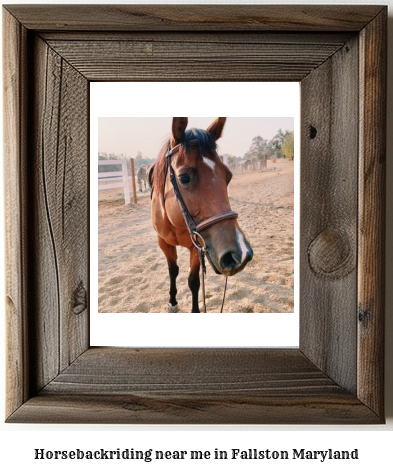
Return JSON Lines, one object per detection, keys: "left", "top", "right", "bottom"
{"left": 91, "top": 84, "right": 299, "bottom": 347}
{"left": 4, "top": 5, "right": 386, "bottom": 423}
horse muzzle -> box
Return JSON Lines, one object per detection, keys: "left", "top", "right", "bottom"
{"left": 205, "top": 227, "right": 253, "bottom": 276}
{"left": 218, "top": 246, "right": 253, "bottom": 276}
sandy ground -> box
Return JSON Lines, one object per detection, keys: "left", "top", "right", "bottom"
{"left": 98, "top": 160, "right": 294, "bottom": 313}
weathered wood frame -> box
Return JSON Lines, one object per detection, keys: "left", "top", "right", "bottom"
{"left": 3, "top": 5, "right": 386, "bottom": 424}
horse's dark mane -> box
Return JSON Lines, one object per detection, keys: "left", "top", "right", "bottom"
{"left": 151, "top": 128, "right": 218, "bottom": 195}
{"left": 182, "top": 128, "right": 218, "bottom": 154}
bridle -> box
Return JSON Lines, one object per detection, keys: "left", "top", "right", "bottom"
{"left": 163, "top": 140, "right": 238, "bottom": 312}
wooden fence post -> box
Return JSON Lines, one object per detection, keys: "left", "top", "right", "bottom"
{"left": 130, "top": 158, "right": 137, "bottom": 204}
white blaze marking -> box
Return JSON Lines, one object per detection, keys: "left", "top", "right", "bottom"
{"left": 202, "top": 156, "right": 216, "bottom": 171}
{"left": 236, "top": 228, "right": 248, "bottom": 263}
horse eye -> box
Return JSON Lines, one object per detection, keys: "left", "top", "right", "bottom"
{"left": 178, "top": 174, "right": 191, "bottom": 186}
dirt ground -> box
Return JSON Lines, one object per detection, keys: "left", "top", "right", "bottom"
{"left": 98, "top": 160, "right": 294, "bottom": 313}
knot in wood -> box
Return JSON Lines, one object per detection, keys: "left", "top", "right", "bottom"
{"left": 309, "top": 125, "right": 317, "bottom": 139}
{"left": 308, "top": 228, "right": 354, "bottom": 279}
{"left": 358, "top": 307, "right": 370, "bottom": 326}
{"left": 73, "top": 281, "right": 87, "bottom": 315}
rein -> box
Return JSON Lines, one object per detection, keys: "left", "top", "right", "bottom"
{"left": 164, "top": 142, "right": 238, "bottom": 313}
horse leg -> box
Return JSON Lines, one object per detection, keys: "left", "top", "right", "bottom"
{"left": 158, "top": 237, "right": 179, "bottom": 312}
{"left": 188, "top": 247, "right": 201, "bottom": 313}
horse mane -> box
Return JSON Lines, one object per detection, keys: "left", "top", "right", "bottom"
{"left": 151, "top": 128, "right": 218, "bottom": 195}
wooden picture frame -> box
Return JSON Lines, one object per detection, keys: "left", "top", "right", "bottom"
{"left": 3, "top": 5, "right": 386, "bottom": 424}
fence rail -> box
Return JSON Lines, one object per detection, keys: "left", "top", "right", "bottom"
{"left": 98, "top": 159, "right": 131, "bottom": 204}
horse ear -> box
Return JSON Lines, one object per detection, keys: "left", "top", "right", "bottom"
{"left": 207, "top": 117, "right": 226, "bottom": 140}
{"left": 171, "top": 117, "right": 188, "bottom": 145}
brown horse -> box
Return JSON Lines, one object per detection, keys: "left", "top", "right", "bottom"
{"left": 151, "top": 117, "right": 253, "bottom": 313}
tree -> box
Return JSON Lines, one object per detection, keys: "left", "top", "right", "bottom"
{"left": 245, "top": 136, "right": 269, "bottom": 168}
{"left": 134, "top": 151, "right": 155, "bottom": 169}
{"left": 270, "top": 128, "right": 286, "bottom": 157}
{"left": 281, "top": 131, "right": 294, "bottom": 160}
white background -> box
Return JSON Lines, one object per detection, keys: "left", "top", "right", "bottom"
{"left": 1, "top": 0, "right": 392, "bottom": 472}
{"left": 90, "top": 82, "right": 300, "bottom": 347}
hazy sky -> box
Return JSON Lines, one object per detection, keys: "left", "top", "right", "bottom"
{"left": 98, "top": 117, "right": 294, "bottom": 159}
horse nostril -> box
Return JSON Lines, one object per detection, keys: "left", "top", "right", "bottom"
{"left": 220, "top": 251, "right": 239, "bottom": 270}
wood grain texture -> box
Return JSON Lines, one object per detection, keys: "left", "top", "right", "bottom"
{"left": 44, "top": 348, "right": 340, "bottom": 395}
{"left": 3, "top": 4, "right": 386, "bottom": 424}
{"left": 40, "top": 31, "right": 354, "bottom": 44}
{"left": 358, "top": 9, "right": 387, "bottom": 418}
{"left": 3, "top": 8, "right": 30, "bottom": 418}
{"left": 7, "top": 348, "right": 379, "bottom": 424}
{"left": 45, "top": 35, "right": 349, "bottom": 82}
{"left": 9, "top": 392, "right": 378, "bottom": 425}
{"left": 300, "top": 36, "right": 359, "bottom": 394}
{"left": 3, "top": 5, "right": 384, "bottom": 32}
{"left": 25, "top": 36, "right": 89, "bottom": 392}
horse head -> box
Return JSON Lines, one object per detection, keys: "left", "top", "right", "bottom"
{"left": 164, "top": 117, "right": 253, "bottom": 277}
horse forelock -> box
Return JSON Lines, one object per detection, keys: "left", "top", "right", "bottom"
{"left": 152, "top": 128, "right": 218, "bottom": 196}
{"left": 182, "top": 128, "right": 217, "bottom": 155}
